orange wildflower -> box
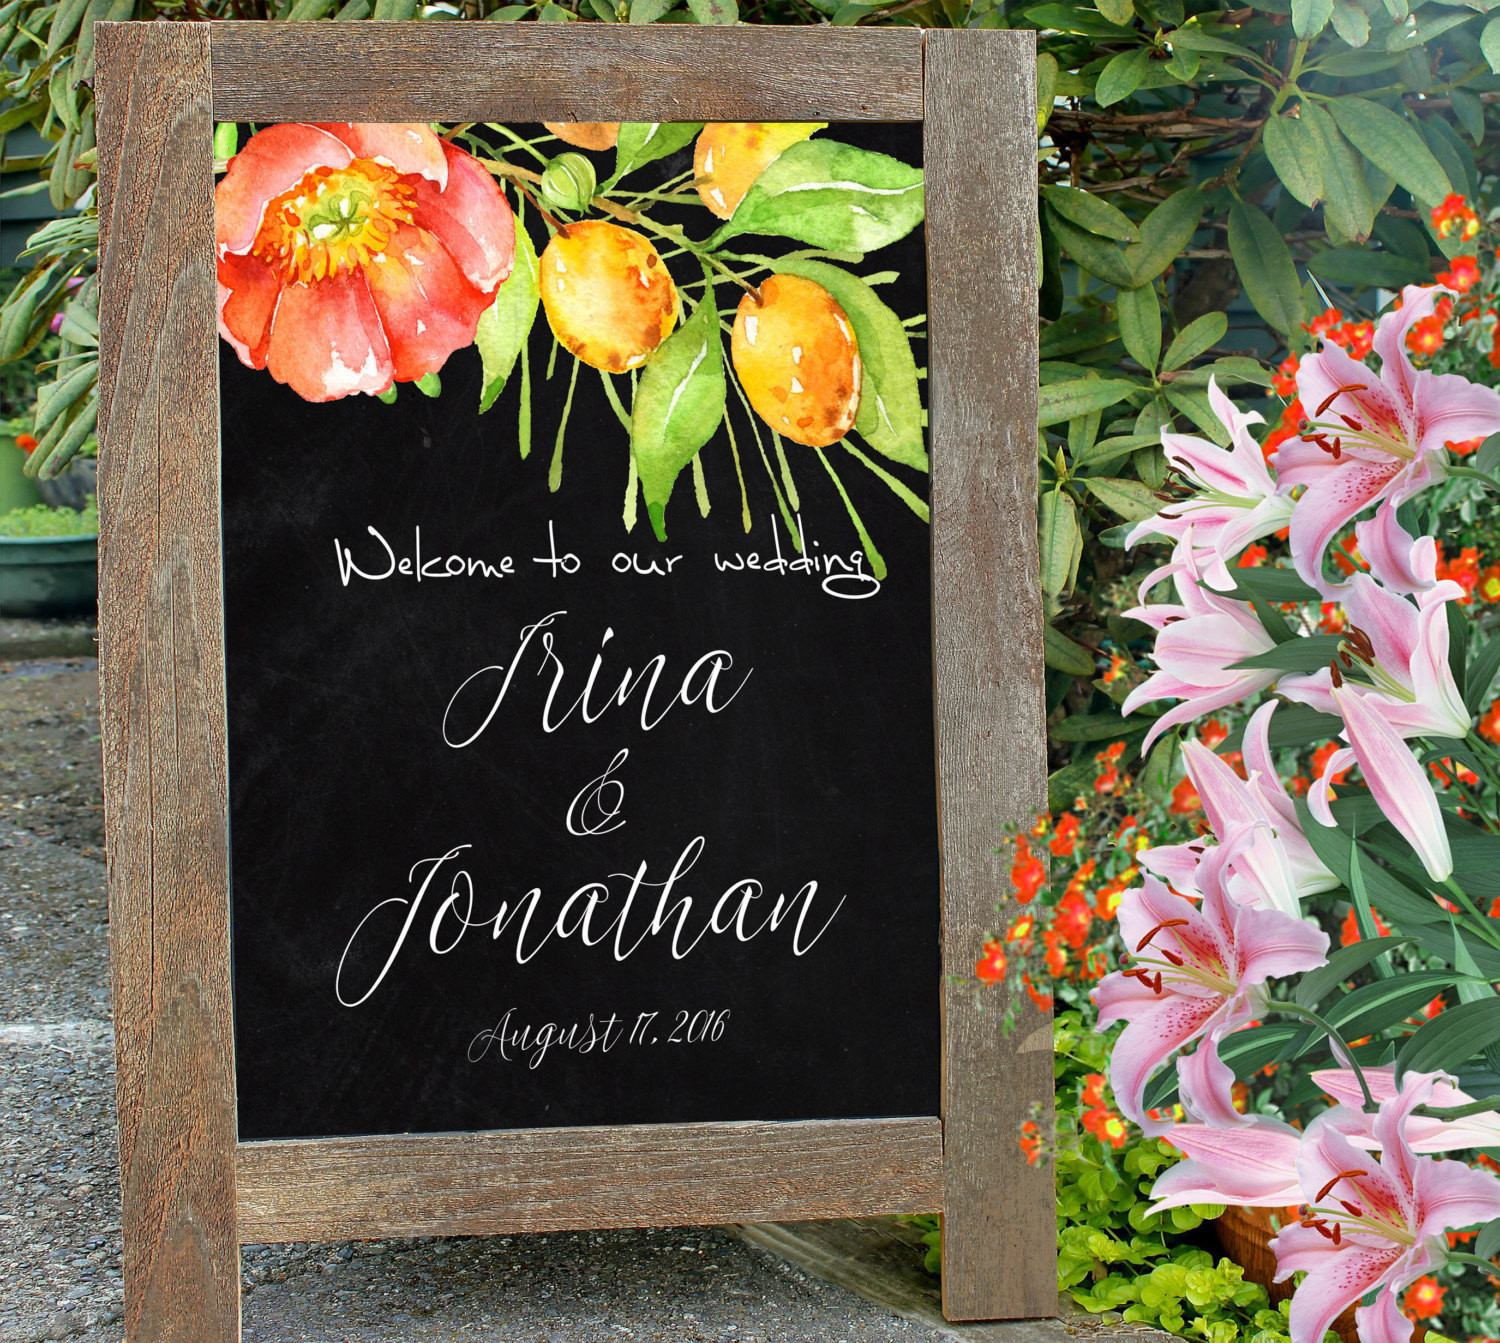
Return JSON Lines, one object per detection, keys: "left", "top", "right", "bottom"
{"left": 1082, "top": 1105, "right": 1129, "bottom": 1148}
{"left": 1479, "top": 699, "right": 1500, "bottom": 744}
{"left": 1437, "top": 256, "right": 1481, "bottom": 292}
{"left": 1448, "top": 436, "right": 1485, "bottom": 458}
{"left": 1406, "top": 315, "right": 1446, "bottom": 356}
{"left": 1238, "top": 543, "right": 1268, "bottom": 568}
{"left": 14, "top": 433, "right": 36, "bottom": 453}
{"left": 1481, "top": 566, "right": 1500, "bottom": 603}
{"left": 1403, "top": 1276, "right": 1445, "bottom": 1320}
{"left": 1020, "top": 1120, "right": 1043, "bottom": 1165}
{"left": 975, "top": 938, "right": 1007, "bottom": 985}
{"left": 1432, "top": 193, "right": 1480, "bottom": 240}
{"left": 1049, "top": 814, "right": 1080, "bottom": 859}
{"left": 1169, "top": 776, "right": 1202, "bottom": 815}
{"left": 1339, "top": 905, "right": 1391, "bottom": 946}
{"left": 1312, "top": 741, "right": 1352, "bottom": 786}
{"left": 1199, "top": 720, "right": 1228, "bottom": 749}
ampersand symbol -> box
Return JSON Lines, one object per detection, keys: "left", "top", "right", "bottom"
{"left": 566, "top": 749, "right": 629, "bottom": 836}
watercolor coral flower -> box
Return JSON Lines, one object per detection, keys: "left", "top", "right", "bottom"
{"left": 1276, "top": 284, "right": 1500, "bottom": 592}
{"left": 1271, "top": 1072, "right": 1500, "bottom": 1343}
{"left": 1093, "top": 839, "right": 1329, "bottom": 1133}
{"left": 216, "top": 123, "right": 515, "bottom": 402}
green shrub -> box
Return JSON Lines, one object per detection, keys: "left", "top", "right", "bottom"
{"left": 0, "top": 495, "right": 97, "bottom": 537}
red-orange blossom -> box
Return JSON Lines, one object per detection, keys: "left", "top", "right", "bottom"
{"left": 216, "top": 123, "right": 515, "bottom": 402}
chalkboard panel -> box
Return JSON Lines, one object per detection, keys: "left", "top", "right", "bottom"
{"left": 220, "top": 122, "right": 940, "bottom": 1141}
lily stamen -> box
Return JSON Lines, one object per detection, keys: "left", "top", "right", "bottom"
{"left": 1315, "top": 1170, "right": 1368, "bottom": 1203}
{"left": 1136, "top": 917, "right": 1191, "bottom": 952}
{"left": 1317, "top": 384, "right": 1370, "bottom": 417}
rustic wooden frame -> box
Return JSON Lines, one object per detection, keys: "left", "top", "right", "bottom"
{"left": 93, "top": 23, "right": 1045, "bottom": 1339}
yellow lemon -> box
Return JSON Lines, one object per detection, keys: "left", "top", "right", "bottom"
{"left": 539, "top": 222, "right": 678, "bottom": 373}
{"left": 694, "top": 123, "right": 825, "bottom": 220}
{"left": 731, "top": 274, "right": 861, "bottom": 448}
{"left": 543, "top": 123, "right": 620, "bottom": 152}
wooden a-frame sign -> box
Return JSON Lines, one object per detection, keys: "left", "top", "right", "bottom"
{"left": 93, "top": 21, "right": 1048, "bottom": 1339}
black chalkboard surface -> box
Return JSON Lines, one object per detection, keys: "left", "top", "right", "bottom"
{"left": 221, "top": 122, "right": 939, "bottom": 1142}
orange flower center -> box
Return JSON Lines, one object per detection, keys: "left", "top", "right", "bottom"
{"left": 253, "top": 158, "right": 417, "bottom": 285}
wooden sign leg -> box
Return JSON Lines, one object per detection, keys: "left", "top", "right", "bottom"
{"left": 95, "top": 22, "right": 241, "bottom": 1343}
{"left": 925, "top": 29, "right": 1054, "bottom": 1323}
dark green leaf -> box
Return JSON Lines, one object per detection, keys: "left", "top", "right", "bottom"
{"left": 1046, "top": 207, "right": 1136, "bottom": 288}
{"left": 1230, "top": 633, "right": 1343, "bottom": 672}
{"left": 1321, "top": 972, "right": 1468, "bottom": 1042}
{"left": 1044, "top": 623, "right": 1096, "bottom": 677}
{"left": 1040, "top": 489, "right": 1082, "bottom": 597}
{"left": 1263, "top": 112, "right": 1324, "bottom": 209}
{"left": 1292, "top": 0, "right": 1331, "bottom": 40}
{"left": 1307, "top": 246, "right": 1434, "bottom": 289}
{"left": 1161, "top": 311, "right": 1227, "bottom": 371}
{"left": 1226, "top": 567, "right": 1321, "bottom": 603}
{"left": 1038, "top": 378, "right": 1137, "bottom": 426}
{"left": 1396, "top": 997, "right": 1500, "bottom": 1077}
{"left": 1297, "top": 935, "right": 1414, "bottom": 1007}
{"left": 1084, "top": 476, "right": 1159, "bottom": 522}
{"left": 1146, "top": 1023, "right": 1304, "bottom": 1110}
{"left": 1303, "top": 101, "right": 1374, "bottom": 242}
{"left": 1328, "top": 96, "right": 1451, "bottom": 206}
{"left": 1126, "top": 188, "right": 1205, "bottom": 286}
{"left": 1476, "top": 1218, "right": 1500, "bottom": 1260}
{"left": 1051, "top": 710, "right": 1145, "bottom": 742}
{"left": 1097, "top": 48, "right": 1151, "bottom": 106}
{"left": 1116, "top": 285, "right": 1162, "bottom": 372}
{"left": 1465, "top": 633, "right": 1500, "bottom": 715}
{"left": 685, "top": 0, "right": 736, "bottom": 20}
{"left": 1040, "top": 184, "right": 1140, "bottom": 242}
{"left": 1228, "top": 200, "right": 1303, "bottom": 335}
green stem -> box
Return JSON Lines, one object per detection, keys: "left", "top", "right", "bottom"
{"left": 598, "top": 370, "right": 631, "bottom": 432}
{"left": 840, "top": 438, "right": 930, "bottom": 521}
{"left": 1441, "top": 877, "right": 1500, "bottom": 953}
{"left": 549, "top": 357, "right": 579, "bottom": 493}
{"left": 1412, "top": 1097, "right": 1500, "bottom": 1121}
{"left": 813, "top": 446, "right": 886, "bottom": 581}
{"left": 631, "top": 214, "right": 759, "bottom": 297}
{"left": 1270, "top": 1002, "right": 1377, "bottom": 1112}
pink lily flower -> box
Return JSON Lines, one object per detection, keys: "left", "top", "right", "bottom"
{"left": 1148, "top": 1115, "right": 1304, "bottom": 1215}
{"left": 1271, "top": 1071, "right": 1500, "bottom": 1343}
{"left": 1277, "top": 285, "right": 1500, "bottom": 592}
{"left": 1352, "top": 506, "right": 1439, "bottom": 601}
{"left": 1093, "top": 838, "right": 1329, "bottom": 1133}
{"left": 1313, "top": 1066, "right": 1500, "bottom": 1153}
{"left": 1140, "top": 704, "right": 1337, "bottom": 913}
{"left": 1279, "top": 559, "right": 1468, "bottom": 743}
{"left": 1307, "top": 686, "right": 1454, "bottom": 883}
{"left": 1123, "top": 539, "right": 1281, "bottom": 753}
{"left": 1127, "top": 378, "right": 1294, "bottom": 591}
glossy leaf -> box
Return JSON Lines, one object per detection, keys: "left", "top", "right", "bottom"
{"left": 1040, "top": 489, "right": 1082, "bottom": 597}
{"left": 1097, "top": 48, "right": 1150, "bottom": 106}
{"left": 1396, "top": 997, "right": 1500, "bottom": 1076}
{"left": 1084, "top": 476, "right": 1158, "bottom": 522}
{"left": 1044, "top": 622, "right": 1096, "bottom": 676}
{"left": 1038, "top": 378, "right": 1137, "bottom": 426}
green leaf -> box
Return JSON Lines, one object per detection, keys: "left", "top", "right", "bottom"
{"left": 1163, "top": 385, "right": 1229, "bottom": 445}
{"left": 1292, "top": 0, "right": 1331, "bottom": 39}
{"left": 1038, "top": 378, "right": 1137, "bottom": 426}
{"left": 1044, "top": 623, "right": 1096, "bottom": 677}
{"left": 1040, "top": 184, "right": 1140, "bottom": 242}
{"left": 1161, "top": 311, "right": 1227, "bottom": 371}
{"left": 1296, "top": 935, "right": 1413, "bottom": 1007}
{"left": 1228, "top": 200, "right": 1303, "bottom": 335}
{"left": 1483, "top": 15, "right": 1500, "bottom": 73}
{"left": 1303, "top": 101, "right": 1374, "bottom": 243}
{"left": 1396, "top": 997, "right": 1500, "bottom": 1076}
{"left": 1329, "top": 0, "right": 1369, "bottom": 46}
{"left": 1051, "top": 711, "right": 1144, "bottom": 742}
{"left": 774, "top": 258, "right": 926, "bottom": 470}
{"left": 1226, "top": 567, "right": 1320, "bottom": 604}
{"left": 1046, "top": 208, "right": 1136, "bottom": 288}
{"left": 1328, "top": 96, "right": 1451, "bottom": 206}
{"left": 1097, "top": 48, "right": 1151, "bottom": 106}
{"left": 1322, "top": 972, "right": 1471, "bottom": 1044}
{"left": 609, "top": 121, "right": 701, "bottom": 182}
{"left": 1096, "top": 0, "right": 1133, "bottom": 23}
{"left": 708, "top": 140, "right": 923, "bottom": 252}
{"left": 1040, "top": 489, "right": 1082, "bottom": 597}
{"left": 1036, "top": 52, "right": 1060, "bottom": 132}
{"left": 476, "top": 222, "right": 541, "bottom": 413}
{"left": 1230, "top": 633, "right": 1342, "bottom": 672}
{"left": 1084, "top": 476, "right": 1158, "bottom": 523}
{"left": 1145, "top": 1023, "right": 1304, "bottom": 1110}
{"left": 1162, "top": 24, "right": 1262, "bottom": 60}
{"left": 1477, "top": 1218, "right": 1500, "bottom": 1261}
{"left": 630, "top": 288, "right": 726, "bottom": 541}
{"left": 1449, "top": 87, "right": 1484, "bottom": 148}
{"left": 628, "top": 0, "right": 675, "bottom": 19}
{"left": 1116, "top": 285, "right": 1161, "bottom": 372}
{"left": 1263, "top": 113, "right": 1324, "bottom": 209}
{"left": 1306, "top": 246, "right": 1433, "bottom": 289}
{"left": 685, "top": 0, "right": 736, "bottom": 19}
{"left": 1040, "top": 307, "right": 1121, "bottom": 359}
{"left": 1125, "top": 188, "right": 1205, "bottom": 286}
{"left": 1465, "top": 633, "right": 1500, "bottom": 715}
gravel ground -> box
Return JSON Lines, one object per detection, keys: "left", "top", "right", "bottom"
{"left": 0, "top": 646, "right": 957, "bottom": 1343}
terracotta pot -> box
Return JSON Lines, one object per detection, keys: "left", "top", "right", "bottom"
{"left": 1212, "top": 1205, "right": 1358, "bottom": 1343}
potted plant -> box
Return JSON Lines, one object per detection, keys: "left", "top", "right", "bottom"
{"left": 0, "top": 494, "right": 98, "bottom": 617}
{"left": 0, "top": 418, "right": 43, "bottom": 517}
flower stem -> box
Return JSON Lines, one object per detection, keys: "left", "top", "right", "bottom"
{"left": 1269, "top": 1001, "right": 1377, "bottom": 1112}
{"left": 1412, "top": 1096, "right": 1500, "bottom": 1120}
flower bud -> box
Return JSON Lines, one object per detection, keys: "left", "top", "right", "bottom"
{"left": 539, "top": 153, "right": 597, "bottom": 216}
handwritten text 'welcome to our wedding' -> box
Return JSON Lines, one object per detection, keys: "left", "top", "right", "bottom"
{"left": 331, "top": 523, "right": 855, "bottom": 1018}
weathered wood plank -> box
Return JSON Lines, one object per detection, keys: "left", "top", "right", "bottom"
{"left": 236, "top": 1118, "right": 942, "bottom": 1243}
{"left": 205, "top": 22, "right": 923, "bottom": 123}
{"left": 95, "top": 22, "right": 239, "bottom": 1343}
{"left": 924, "top": 28, "right": 1052, "bottom": 1324}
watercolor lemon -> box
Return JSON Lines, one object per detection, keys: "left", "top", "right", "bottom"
{"left": 731, "top": 274, "right": 861, "bottom": 448}
{"left": 694, "top": 123, "right": 826, "bottom": 220}
{"left": 543, "top": 123, "right": 620, "bottom": 152}
{"left": 539, "top": 221, "right": 678, "bottom": 373}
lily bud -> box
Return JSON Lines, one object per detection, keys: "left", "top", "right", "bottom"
{"left": 540, "top": 153, "right": 597, "bottom": 216}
